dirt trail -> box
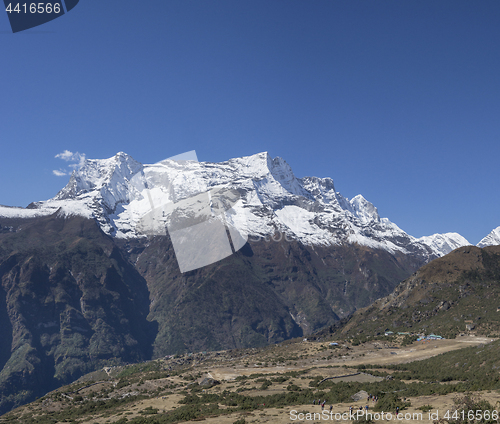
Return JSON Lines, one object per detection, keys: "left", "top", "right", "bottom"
{"left": 203, "top": 336, "right": 493, "bottom": 382}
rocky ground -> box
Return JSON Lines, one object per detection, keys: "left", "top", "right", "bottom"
{"left": 1, "top": 334, "right": 497, "bottom": 424}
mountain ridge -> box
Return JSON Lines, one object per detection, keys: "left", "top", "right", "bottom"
{"left": 2, "top": 151, "right": 492, "bottom": 258}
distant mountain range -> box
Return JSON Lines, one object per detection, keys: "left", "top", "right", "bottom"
{"left": 0, "top": 151, "right": 498, "bottom": 414}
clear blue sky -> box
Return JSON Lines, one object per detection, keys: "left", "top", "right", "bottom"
{"left": 0, "top": 1, "right": 499, "bottom": 244}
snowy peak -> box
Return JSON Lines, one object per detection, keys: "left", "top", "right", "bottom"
{"left": 226, "top": 152, "right": 308, "bottom": 198}
{"left": 300, "top": 176, "right": 337, "bottom": 204}
{"left": 348, "top": 195, "right": 380, "bottom": 224}
{"left": 477, "top": 226, "right": 500, "bottom": 248}
{"left": 55, "top": 152, "right": 142, "bottom": 203}
{"left": 268, "top": 156, "right": 307, "bottom": 197}
{"left": 416, "top": 233, "right": 471, "bottom": 257}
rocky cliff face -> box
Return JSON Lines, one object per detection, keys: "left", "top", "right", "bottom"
{"left": 0, "top": 214, "right": 156, "bottom": 414}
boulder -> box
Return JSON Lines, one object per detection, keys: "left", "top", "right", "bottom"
{"left": 199, "top": 377, "right": 220, "bottom": 387}
{"left": 351, "top": 390, "right": 370, "bottom": 401}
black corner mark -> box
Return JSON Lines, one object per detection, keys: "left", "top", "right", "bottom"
{"left": 63, "top": 0, "right": 78, "bottom": 12}
{"left": 4, "top": 0, "right": 79, "bottom": 33}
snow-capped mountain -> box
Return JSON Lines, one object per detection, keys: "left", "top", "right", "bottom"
{"left": 2, "top": 151, "right": 477, "bottom": 259}
{"left": 477, "top": 226, "right": 500, "bottom": 248}
{"left": 416, "top": 233, "right": 471, "bottom": 257}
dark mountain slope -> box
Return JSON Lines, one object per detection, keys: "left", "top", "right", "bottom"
{"left": 118, "top": 233, "right": 424, "bottom": 356}
{"left": 0, "top": 214, "right": 156, "bottom": 414}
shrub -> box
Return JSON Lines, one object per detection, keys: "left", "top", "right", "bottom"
{"left": 259, "top": 380, "right": 272, "bottom": 390}
{"left": 354, "top": 414, "right": 375, "bottom": 424}
{"left": 373, "top": 394, "right": 410, "bottom": 413}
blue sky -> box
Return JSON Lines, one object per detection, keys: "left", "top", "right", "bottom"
{"left": 0, "top": 1, "right": 499, "bottom": 244}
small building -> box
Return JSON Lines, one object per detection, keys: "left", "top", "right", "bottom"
{"left": 427, "top": 334, "right": 443, "bottom": 340}
{"left": 385, "top": 331, "right": 394, "bottom": 336}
